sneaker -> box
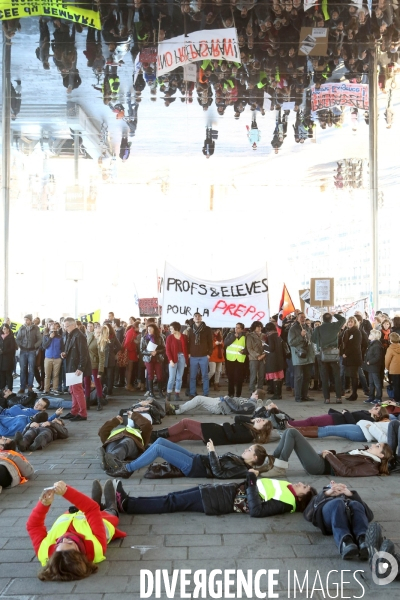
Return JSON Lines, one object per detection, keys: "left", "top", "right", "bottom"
{"left": 51, "top": 390, "right": 60, "bottom": 396}
{"left": 165, "top": 402, "right": 176, "bottom": 415}
{"left": 113, "top": 479, "right": 129, "bottom": 513}
{"left": 363, "top": 398, "right": 376, "bottom": 404}
{"left": 365, "top": 522, "right": 384, "bottom": 568}
{"left": 17, "top": 389, "right": 25, "bottom": 394}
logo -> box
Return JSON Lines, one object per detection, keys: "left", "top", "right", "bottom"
{"left": 371, "top": 551, "right": 399, "bottom": 586}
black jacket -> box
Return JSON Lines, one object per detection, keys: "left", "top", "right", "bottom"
{"left": 328, "top": 408, "right": 375, "bottom": 425}
{"left": 199, "top": 472, "right": 296, "bottom": 516}
{"left": 104, "top": 337, "right": 122, "bottom": 368}
{"left": 64, "top": 328, "right": 92, "bottom": 377}
{"left": 303, "top": 486, "right": 374, "bottom": 535}
{"left": 187, "top": 324, "right": 213, "bottom": 358}
{"left": 206, "top": 451, "right": 252, "bottom": 479}
{"left": 264, "top": 332, "right": 285, "bottom": 373}
{"left": 363, "top": 340, "right": 384, "bottom": 373}
{"left": 342, "top": 327, "right": 362, "bottom": 367}
{"left": 0, "top": 333, "right": 17, "bottom": 372}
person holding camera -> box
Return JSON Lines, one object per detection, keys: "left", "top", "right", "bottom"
{"left": 288, "top": 312, "right": 315, "bottom": 403}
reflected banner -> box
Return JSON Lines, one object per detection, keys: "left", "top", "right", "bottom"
{"left": 0, "top": 0, "right": 101, "bottom": 29}
{"left": 161, "top": 263, "right": 269, "bottom": 327}
{"left": 311, "top": 83, "right": 369, "bottom": 111}
{"left": 157, "top": 28, "right": 241, "bottom": 76}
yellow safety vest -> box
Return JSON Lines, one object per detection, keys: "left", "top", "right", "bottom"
{"left": 37, "top": 511, "right": 115, "bottom": 566}
{"left": 107, "top": 426, "right": 143, "bottom": 443}
{"left": 226, "top": 336, "right": 246, "bottom": 363}
{"left": 256, "top": 479, "right": 297, "bottom": 513}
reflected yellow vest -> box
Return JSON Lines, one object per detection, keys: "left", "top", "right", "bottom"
{"left": 256, "top": 479, "right": 297, "bottom": 513}
{"left": 37, "top": 511, "right": 115, "bottom": 566}
{"left": 226, "top": 336, "right": 246, "bottom": 363}
{"left": 107, "top": 426, "right": 143, "bottom": 443}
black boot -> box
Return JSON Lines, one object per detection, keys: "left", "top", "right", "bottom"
{"left": 15, "top": 431, "right": 29, "bottom": 451}
{"left": 148, "top": 380, "right": 155, "bottom": 399}
{"left": 271, "top": 381, "right": 282, "bottom": 400}
{"left": 152, "top": 428, "right": 169, "bottom": 442}
{"left": 97, "top": 398, "right": 103, "bottom": 411}
{"left": 30, "top": 432, "right": 49, "bottom": 451}
{"left": 86, "top": 398, "right": 91, "bottom": 411}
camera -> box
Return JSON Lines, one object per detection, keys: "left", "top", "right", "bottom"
{"left": 297, "top": 349, "right": 307, "bottom": 358}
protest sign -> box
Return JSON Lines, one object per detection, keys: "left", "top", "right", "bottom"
{"left": 161, "top": 263, "right": 269, "bottom": 327}
{"left": 157, "top": 28, "right": 240, "bottom": 76}
{"left": 79, "top": 309, "right": 101, "bottom": 323}
{"left": 311, "top": 83, "right": 369, "bottom": 111}
{"left": 298, "top": 28, "right": 328, "bottom": 56}
{"left": 139, "top": 298, "right": 159, "bottom": 316}
{"left": 310, "top": 278, "right": 334, "bottom": 305}
{"left": 0, "top": 0, "right": 101, "bottom": 28}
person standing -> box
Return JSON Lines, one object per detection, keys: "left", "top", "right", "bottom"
{"left": 0, "top": 324, "right": 17, "bottom": 391}
{"left": 187, "top": 313, "right": 213, "bottom": 398}
{"left": 312, "top": 312, "right": 346, "bottom": 404}
{"left": 165, "top": 322, "right": 188, "bottom": 402}
{"left": 61, "top": 318, "right": 92, "bottom": 421}
{"left": 288, "top": 312, "right": 315, "bottom": 403}
{"left": 385, "top": 332, "right": 400, "bottom": 402}
{"left": 246, "top": 115, "right": 261, "bottom": 150}
{"left": 16, "top": 314, "right": 42, "bottom": 394}
{"left": 342, "top": 316, "right": 363, "bottom": 401}
{"left": 42, "top": 323, "right": 64, "bottom": 396}
{"left": 263, "top": 322, "right": 285, "bottom": 400}
{"left": 247, "top": 321, "right": 265, "bottom": 394}
{"left": 208, "top": 329, "right": 224, "bottom": 392}
{"left": 224, "top": 322, "right": 247, "bottom": 398}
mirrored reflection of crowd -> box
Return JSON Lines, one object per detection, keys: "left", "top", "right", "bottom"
{"left": 5, "top": 0, "right": 399, "bottom": 154}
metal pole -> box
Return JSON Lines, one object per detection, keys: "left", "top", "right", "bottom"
{"left": 369, "top": 44, "right": 379, "bottom": 311}
{"left": 1, "top": 32, "right": 11, "bottom": 318}
{"left": 74, "top": 130, "right": 79, "bottom": 181}
{"left": 74, "top": 280, "right": 79, "bottom": 318}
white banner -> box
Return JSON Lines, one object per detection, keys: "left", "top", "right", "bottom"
{"left": 306, "top": 298, "right": 367, "bottom": 321}
{"left": 157, "top": 28, "right": 241, "bottom": 76}
{"left": 161, "top": 263, "right": 269, "bottom": 327}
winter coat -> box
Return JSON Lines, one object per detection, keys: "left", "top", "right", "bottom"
{"left": 123, "top": 328, "right": 139, "bottom": 362}
{"left": 166, "top": 333, "right": 189, "bottom": 364}
{"left": 263, "top": 331, "right": 285, "bottom": 373}
{"left": 0, "top": 333, "right": 17, "bottom": 372}
{"left": 87, "top": 332, "right": 102, "bottom": 371}
{"left": 288, "top": 322, "right": 315, "bottom": 366}
{"left": 64, "top": 328, "right": 92, "bottom": 377}
{"left": 22, "top": 419, "right": 69, "bottom": 441}
{"left": 246, "top": 331, "right": 264, "bottom": 361}
{"left": 303, "top": 487, "right": 373, "bottom": 535}
{"left": 206, "top": 451, "right": 253, "bottom": 479}
{"left": 187, "top": 324, "right": 213, "bottom": 358}
{"left": 357, "top": 420, "right": 389, "bottom": 443}
{"left": 0, "top": 450, "right": 34, "bottom": 487}
{"left": 140, "top": 335, "right": 165, "bottom": 364}
{"left": 362, "top": 340, "right": 384, "bottom": 373}
{"left": 104, "top": 337, "right": 122, "bottom": 368}
{"left": 323, "top": 449, "right": 383, "bottom": 477}
{"left": 311, "top": 314, "right": 346, "bottom": 350}
{"left": 328, "top": 408, "right": 375, "bottom": 425}
{"left": 98, "top": 412, "right": 152, "bottom": 451}
{"left": 385, "top": 343, "right": 400, "bottom": 374}
{"left": 16, "top": 325, "right": 42, "bottom": 351}
{"left": 342, "top": 327, "right": 362, "bottom": 367}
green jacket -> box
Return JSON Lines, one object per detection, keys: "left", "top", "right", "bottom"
{"left": 288, "top": 322, "right": 314, "bottom": 366}
{"left": 311, "top": 314, "right": 346, "bottom": 350}
{"left": 87, "top": 332, "right": 105, "bottom": 373}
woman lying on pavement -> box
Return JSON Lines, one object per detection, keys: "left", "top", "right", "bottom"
{"left": 289, "top": 415, "right": 390, "bottom": 443}
{"left": 27, "top": 480, "right": 126, "bottom": 581}
{"left": 104, "top": 438, "right": 267, "bottom": 479}
{"left": 111, "top": 470, "right": 317, "bottom": 517}
{"left": 150, "top": 416, "right": 279, "bottom": 446}
{"left": 303, "top": 480, "right": 373, "bottom": 560}
{"left": 262, "top": 429, "right": 392, "bottom": 478}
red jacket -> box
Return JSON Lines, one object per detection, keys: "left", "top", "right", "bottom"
{"left": 166, "top": 333, "right": 188, "bottom": 364}
{"left": 123, "top": 328, "right": 138, "bottom": 361}
{"left": 27, "top": 486, "right": 126, "bottom": 561}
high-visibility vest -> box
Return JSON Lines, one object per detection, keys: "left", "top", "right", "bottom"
{"left": 257, "top": 479, "right": 297, "bottom": 513}
{"left": 0, "top": 450, "right": 29, "bottom": 484}
{"left": 226, "top": 336, "right": 246, "bottom": 363}
{"left": 37, "top": 511, "right": 115, "bottom": 566}
{"left": 107, "top": 426, "right": 143, "bottom": 443}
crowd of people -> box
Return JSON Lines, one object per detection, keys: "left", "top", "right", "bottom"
{"left": 6, "top": 1, "right": 399, "bottom": 156}
{"left": 1, "top": 306, "right": 400, "bottom": 584}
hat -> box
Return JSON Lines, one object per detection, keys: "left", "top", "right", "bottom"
{"left": 24, "top": 314, "right": 33, "bottom": 320}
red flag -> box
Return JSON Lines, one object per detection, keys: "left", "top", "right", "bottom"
{"left": 277, "top": 284, "right": 295, "bottom": 334}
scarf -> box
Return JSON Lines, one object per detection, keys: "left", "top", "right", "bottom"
{"left": 348, "top": 449, "right": 381, "bottom": 463}
{"left": 192, "top": 322, "right": 205, "bottom": 345}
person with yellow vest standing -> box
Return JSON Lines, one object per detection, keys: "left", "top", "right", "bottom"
{"left": 97, "top": 411, "right": 152, "bottom": 472}
{"left": 27, "top": 480, "right": 126, "bottom": 581}
{"left": 224, "top": 323, "right": 247, "bottom": 398}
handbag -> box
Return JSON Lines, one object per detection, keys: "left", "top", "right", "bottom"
{"left": 282, "top": 341, "right": 291, "bottom": 359}
{"left": 318, "top": 328, "right": 340, "bottom": 362}
{"left": 144, "top": 461, "right": 185, "bottom": 479}
{"left": 116, "top": 348, "right": 128, "bottom": 368}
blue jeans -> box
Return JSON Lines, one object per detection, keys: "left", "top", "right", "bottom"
{"left": 318, "top": 424, "right": 367, "bottom": 442}
{"left": 368, "top": 372, "right": 382, "bottom": 400}
{"left": 285, "top": 358, "right": 294, "bottom": 388}
{"left": 322, "top": 499, "right": 369, "bottom": 548}
{"left": 47, "top": 399, "right": 72, "bottom": 409}
{"left": 189, "top": 356, "right": 209, "bottom": 396}
{"left": 125, "top": 487, "right": 204, "bottom": 514}
{"left": 125, "top": 438, "right": 197, "bottom": 475}
{"left": 19, "top": 350, "right": 36, "bottom": 389}
{"left": 358, "top": 367, "right": 369, "bottom": 394}
{"left": 167, "top": 353, "right": 186, "bottom": 393}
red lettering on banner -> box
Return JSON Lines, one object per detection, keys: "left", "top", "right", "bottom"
{"left": 223, "top": 39, "right": 233, "bottom": 56}
{"left": 189, "top": 44, "right": 198, "bottom": 60}
{"left": 212, "top": 301, "right": 264, "bottom": 320}
{"left": 212, "top": 40, "right": 221, "bottom": 57}
{"left": 177, "top": 46, "right": 187, "bottom": 63}
{"left": 165, "top": 52, "right": 173, "bottom": 67}
{"left": 200, "top": 42, "right": 209, "bottom": 57}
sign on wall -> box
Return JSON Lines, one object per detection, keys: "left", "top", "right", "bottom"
{"left": 161, "top": 263, "right": 269, "bottom": 327}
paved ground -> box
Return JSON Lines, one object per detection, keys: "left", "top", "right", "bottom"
{"left": 1, "top": 381, "right": 400, "bottom": 600}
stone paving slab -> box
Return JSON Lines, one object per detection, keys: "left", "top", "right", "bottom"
{"left": 1, "top": 384, "right": 400, "bottom": 599}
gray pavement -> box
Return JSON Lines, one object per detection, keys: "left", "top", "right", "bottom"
{"left": 1, "top": 382, "right": 400, "bottom": 599}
